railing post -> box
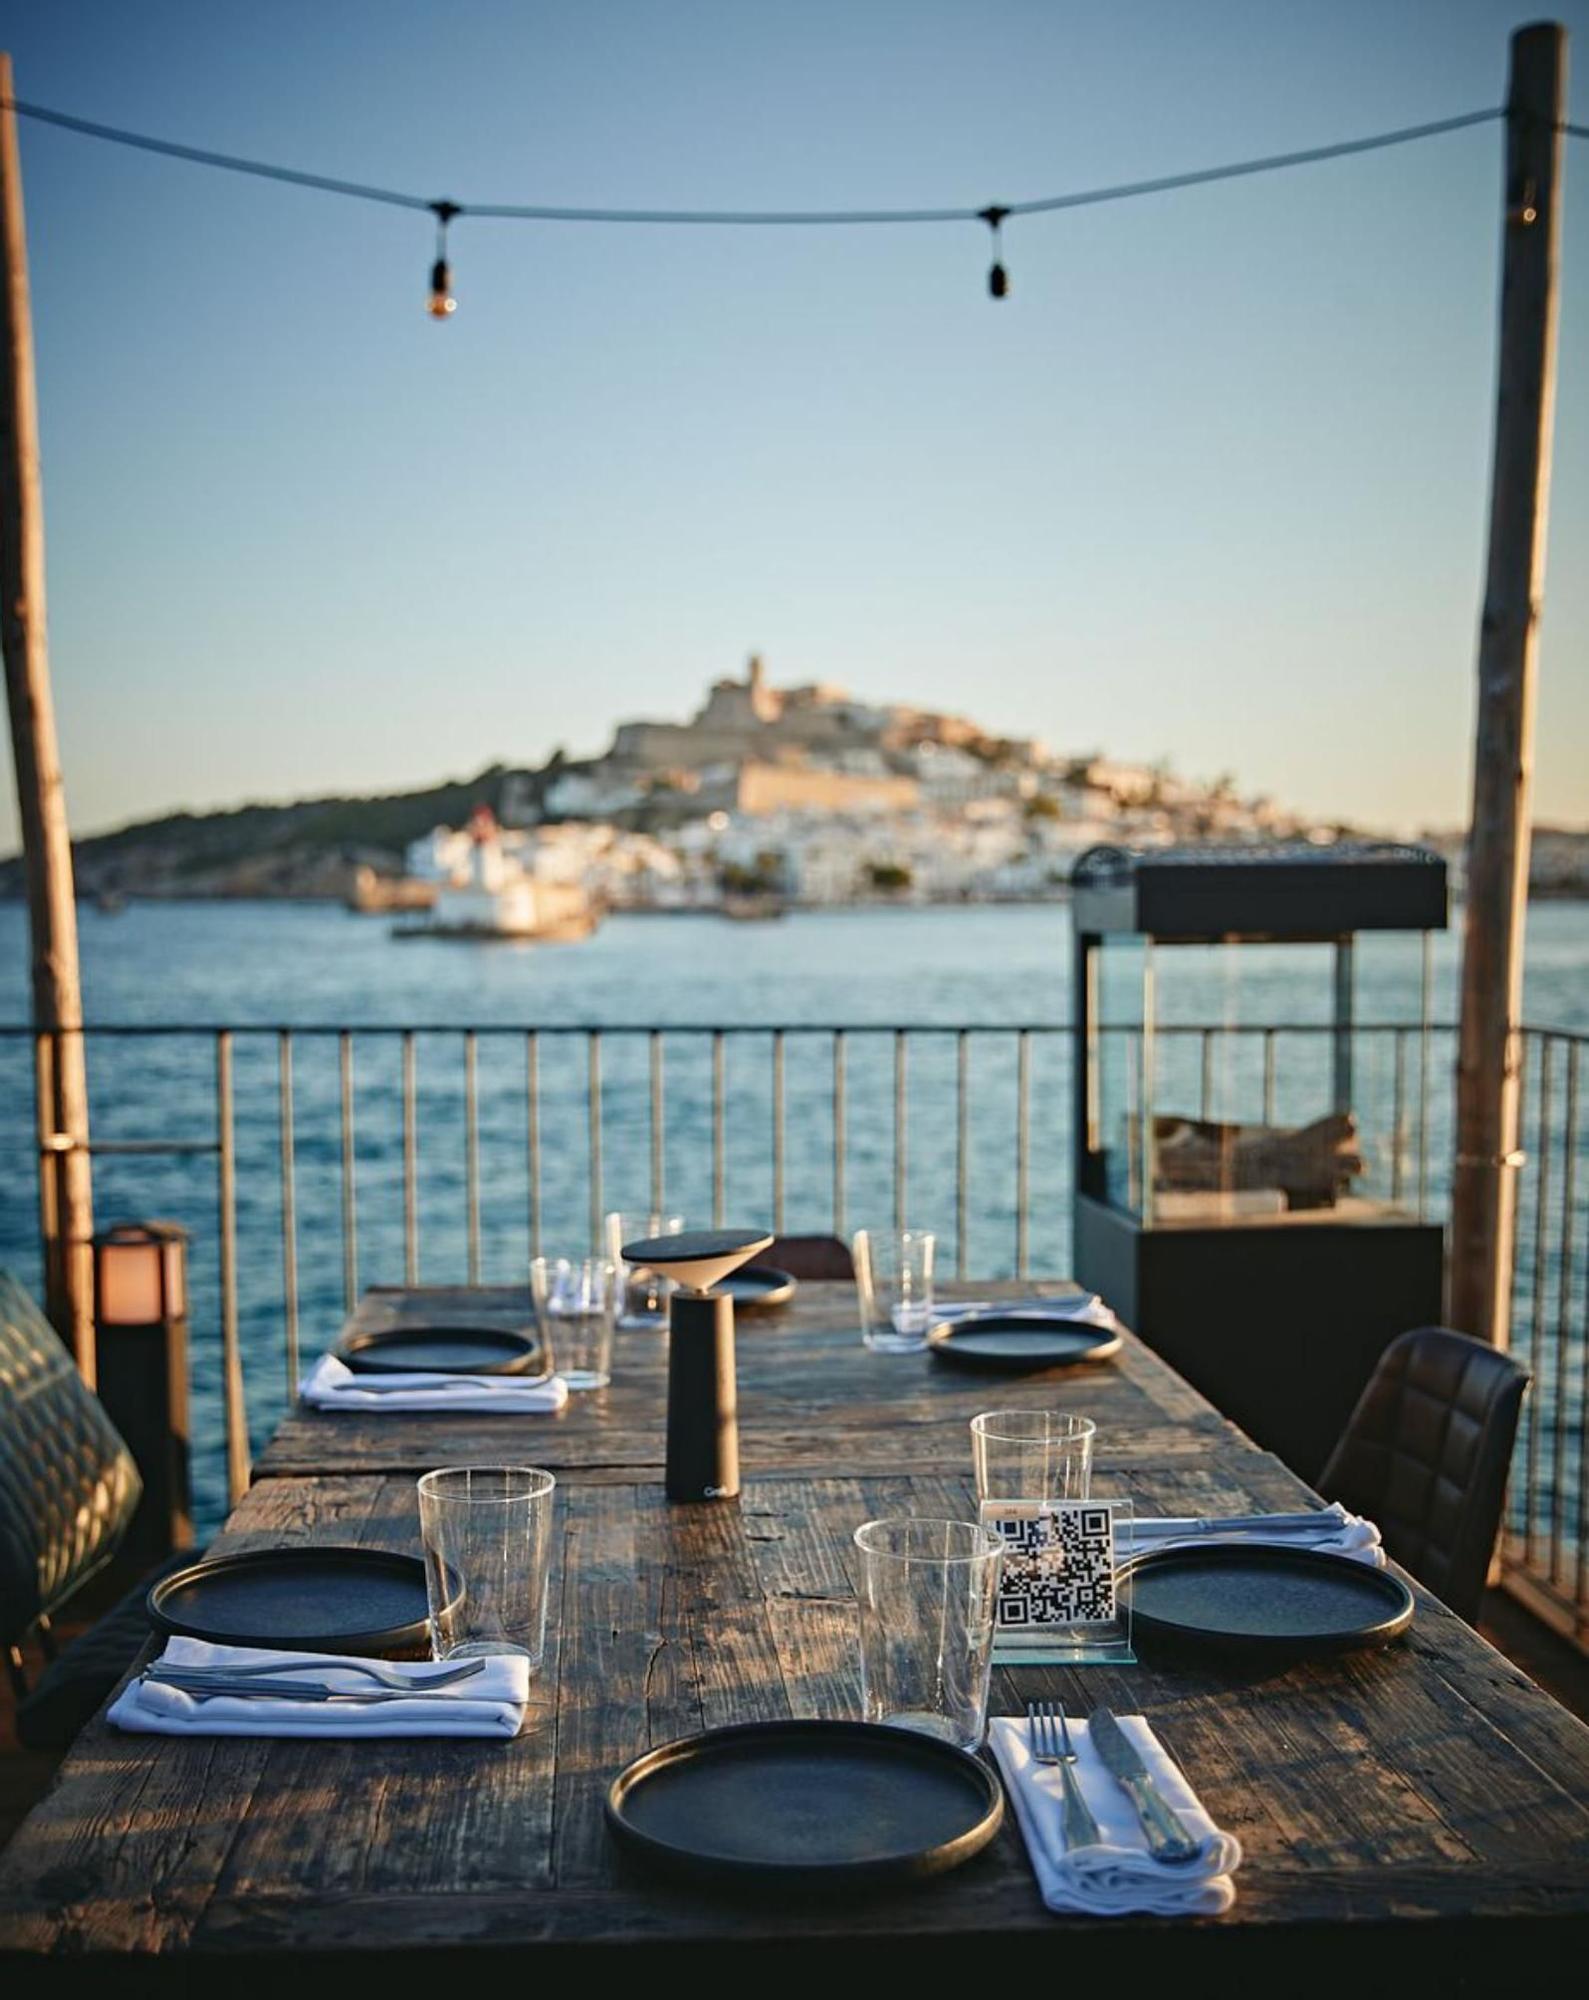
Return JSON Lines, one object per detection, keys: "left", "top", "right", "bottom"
{"left": 339, "top": 1031, "right": 357, "bottom": 1311}
{"left": 832, "top": 1030, "right": 847, "bottom": 1238}
{"left": 402, "top": 1030, "right": 419, "bottom": 1284}
{"left": 1331, "top": 939, "right": 1355, "bottom": 1114}
{"left": 649, "top": 1030, "right": 665, "bottom": 1215}
{"left": 712, "top": 1030, "right": 726, "bottom": 1227}
{"left": 956, "top": 1030, "right": 970, "bottom": 1278}
{"left": 217, "top": 1031, "right": 249, "bottom": 1506}
{"left": 588, "top": 1033, "right": 604, "bottom": 1250}
{"left": 1016, "top": 1030, "right": 1032, "bottom": 1278}
{"left": 1450, "top": 22, "right": 1566, "bottom": 1345}
{"left": 278, "top": 1031, "right": 300, "bottom": 1391}
{"left": 526, "top": 1032, "right": 541, "bottom": 1259}
{"left": 464, "top": 1031, "right": 482, "bottom": 1282}
{"left": 771, "top": 1031, "right": 785, "bottom": 1235}
{"left": 893, "top": 1031, "right": 907, "bottom": 1233}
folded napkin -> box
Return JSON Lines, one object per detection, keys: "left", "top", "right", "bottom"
{"left": 933, "top": 1293, "right": 1120, "bottom": 1330}
{"left": 1123, "top": 1502, "right": 1385, "bottom": 1567}
{"left": 109, "top": 1637, "right": 530, "bottom": 1739}
{"left": 300, "top": 1352, "right": 569, "bottom": 1413}
{"left": 989, "top": 1713, "right": 1241, "bottom": 1917}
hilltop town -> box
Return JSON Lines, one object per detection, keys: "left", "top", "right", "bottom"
{"left": 6, "top": 656, "right": 1584, "bottom": 908}
{"left": 461, "top": 656, "right": 1313, "bottom": 913}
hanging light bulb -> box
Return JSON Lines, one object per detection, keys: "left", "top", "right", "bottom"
{"left": 428, "top": 201, "right": 460, "bottom": 318}
{"left": 979, "top": 205, "right": 1010, "bottom": 299}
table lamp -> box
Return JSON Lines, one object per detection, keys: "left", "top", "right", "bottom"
{"left": 621, "top": 1226, "right": 773, "bottom": 1503}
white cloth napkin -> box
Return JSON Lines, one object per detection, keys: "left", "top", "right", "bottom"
{"left": 989, "top": 1713, "right": 1242, "bottom": 1916}
{"left": 108, "top": 1638, "right": 530, "bottom": 1739}
{"left": 1123, "top": 1502, "right": 1385, "bottom": 1567}
{"left": 933, "top": 1293, "right": 1120, "bottom": 1330}
{"left": 299, "top": 1351, "right": 569, "bottom": 1413}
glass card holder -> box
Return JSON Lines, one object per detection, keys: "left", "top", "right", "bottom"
{"left": 979, "top": 1497, "right": 1135, "bottom": 1667}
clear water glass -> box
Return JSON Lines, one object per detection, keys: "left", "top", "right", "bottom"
{"left": 417, "top": 1465, "right": 556, "bottom": 1667}
{"left": 854, "top": 1228, "right": 935, "bottom": 1351}
{"left": 604, "top": 1210, "right": 685, "bottom": 1321}
{"left": 853, "top": 1517, "right": 1003, "bottom": 1750}
{"left": 530, "top": 1256, "right": 619, "bottom": 1388}
{"left": 971, "top": 1410, "right": 1096, "bottom": 1507}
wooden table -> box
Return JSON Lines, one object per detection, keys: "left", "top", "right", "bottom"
{"left": 4, "top": 1285, "right": 1589, "bottom": 1983}
{"left": 256, "top": 1280, "right": 1232, "bottom": 1481}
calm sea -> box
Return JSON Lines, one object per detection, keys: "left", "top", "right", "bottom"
{"left": 2, "top": 896, "right": 1586, "bottom": 1529}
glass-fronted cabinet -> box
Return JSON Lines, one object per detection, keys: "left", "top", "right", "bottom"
{"left": 1072, "top": 843, "right": 1448, "bottom": 1477}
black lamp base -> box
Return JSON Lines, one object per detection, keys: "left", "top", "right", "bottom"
{"left": 665, "top": 1289, "right": 740, "bottom": 1502}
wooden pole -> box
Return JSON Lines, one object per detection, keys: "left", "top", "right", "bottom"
{"left": 1449, "top": 23, "right": 1566, "bottom": 1345}
{"left": 0, "top": 54, "right": 96, "bottom": 1379}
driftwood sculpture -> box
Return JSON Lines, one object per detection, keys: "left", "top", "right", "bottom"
{"left": 1153, "top": 1111, "right": 1365, "bottom": 1209}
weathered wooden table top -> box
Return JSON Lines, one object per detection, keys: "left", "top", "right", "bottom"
{"left": 5, "top": 1282, "right": 1589, "bottom": 1981}
{"left": 255, "top": 1280, "right": 1231, "bottom": 1481}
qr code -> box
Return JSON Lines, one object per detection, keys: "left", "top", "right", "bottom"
{"left": 990, "top": 1504, "right": 1117, "bottom": 1628}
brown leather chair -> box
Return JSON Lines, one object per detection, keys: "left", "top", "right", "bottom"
{"left": 1317, "top": 1326, "right": 1529, "bottom": 1623}
{"left": 763, "top": 1235, "right": 855, "bottom": 1280}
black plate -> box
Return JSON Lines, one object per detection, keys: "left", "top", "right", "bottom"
{"left": 606, "top": 1719, "right": 1003, "bottom": 1889}
{"left": 718, "top": 1266, "right": 797, "bottom": 1310}
{"left": 336, "top": 1322, "right": 541, "bottom": 1376}
{"left": 926, "top": 1312, "right": 1122, "bottom": 1371}
{"left": 148, "top": 1547, "right": 433, "bottom": 1656}
{"left": 1127, "top": 1543, "right": 1416, "bottom": 1656}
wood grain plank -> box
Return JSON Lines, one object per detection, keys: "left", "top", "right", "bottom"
{"left": 255, "top": 1281, "right": 1228, "bottom": 1481}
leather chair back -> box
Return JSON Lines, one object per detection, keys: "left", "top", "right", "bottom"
{"left": 0, "top": 1271, "right": 141, "bottom": 1650}
{"left": 1317, "top": 1325, "right": 1528, "bottom": 1623}
{"left": 763, "top": 1235, "right": 855, "bottom": 1280}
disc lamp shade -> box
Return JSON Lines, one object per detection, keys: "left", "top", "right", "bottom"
{"left": 620, "top": 1227, "right": 772, "bottom": 1295}
{"left": 93, "top": 1221, "right": 188, "bottom": 1327}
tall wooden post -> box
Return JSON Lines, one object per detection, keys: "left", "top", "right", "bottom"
{"left": 0, "top": 54, "right": 96, "bottom": 1378}
{"left": 1449, "top": 22, "right": 1566, "bottom": 1346}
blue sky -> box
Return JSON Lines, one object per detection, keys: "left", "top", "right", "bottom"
{"left": 1, "top": 0, "right": 1585, "bottom": 843}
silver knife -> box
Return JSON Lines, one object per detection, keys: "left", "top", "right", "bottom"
{"left": 1087, "top": 1708, "right": 1200, "bottom": 1863}
{"left": 144, "top": 1670, "right": 447, "bottom": 1704}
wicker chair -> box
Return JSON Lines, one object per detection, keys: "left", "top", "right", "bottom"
{"left": 0, "top": 1271, "right": 161, "bottom": 1747}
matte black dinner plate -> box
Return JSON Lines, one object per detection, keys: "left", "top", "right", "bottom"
{"left": 148, "top": 1547, "right": 433, "bottom": 1656}
{"left": 926, "top": 1312, "right": 1122, "bottom": 1371}
{"left": 336, "top": 1322, "right": 542, "bottom": 1375}
{"left": 1126, "top": 1543, "right": 1416, "bottom": 1656}
{"left": 606, "top": 1719, "right": 1004, "bottom": 1889}
{"left": 717, "top": 1266, "right": 797, "bottom": 1310}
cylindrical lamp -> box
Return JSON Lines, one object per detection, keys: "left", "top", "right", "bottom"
{"left": 618, "top": 1227, "right": 772, "bottom": 1503}
{"left": 93, "top": 1221, "right": 192, "bottom": 1563}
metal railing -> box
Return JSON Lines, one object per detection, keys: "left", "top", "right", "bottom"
{"left": 0, "top": 1016, "right": 1583, "bottom": 1651}
{"left": 1503, "top": 1026, "right": 1588, "bottom": 1647}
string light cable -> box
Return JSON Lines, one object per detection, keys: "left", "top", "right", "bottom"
{"left": 2, "top": 95, "right": 1580, "bottom": 313}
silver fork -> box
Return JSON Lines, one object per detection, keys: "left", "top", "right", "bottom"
{"left": 1025, "top": 1698, "right": 1100, "bottom": 1851}
{"left": 182, "top": 1656, "right": 485, "bottom": 1691}
{"left": 147, "top": 1658, "right": 485, "bottom": 1697}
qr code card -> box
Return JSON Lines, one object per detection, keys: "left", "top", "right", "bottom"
{"left": 986, "top": 1502, "right": 1118, "bottom": 1629}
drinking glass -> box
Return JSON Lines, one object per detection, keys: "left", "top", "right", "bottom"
{"left": 530, "top": 1256, "right": 619, "bottom": 1389}
{"left": 417, "top": 1465, "right": 556, "bottom": 1668}
{"left": 854, "top": 1228, "right": 935, "bottom": 1351}
{"left": 853, "top": 1517, "right": 1003, "bottom": 1750}
{"left": 604, "top": 1211, "right": 685, "bottom": 1322}
{"left": 971, "top": 1411, "right": 1096, "bottom": 1507}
